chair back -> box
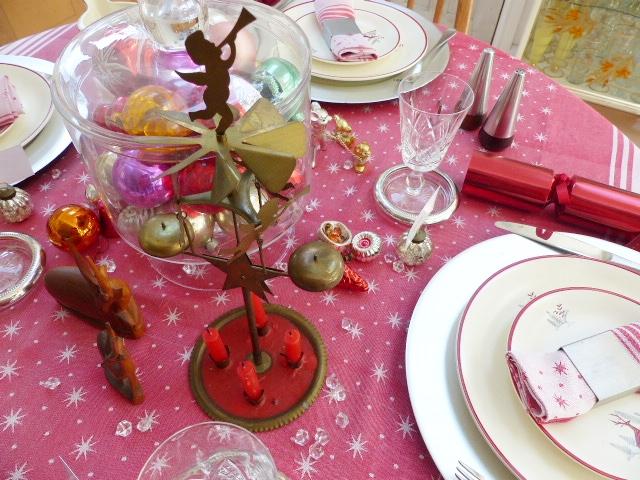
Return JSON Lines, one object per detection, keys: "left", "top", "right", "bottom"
{"left": 406, "top": 0, "right": 474, "bottom": 34}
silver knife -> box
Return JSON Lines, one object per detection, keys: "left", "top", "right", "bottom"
{"left": 495, "top": 221, "right": 640, "bottom": 270}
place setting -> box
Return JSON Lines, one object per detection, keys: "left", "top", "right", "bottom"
{"left": 0, "top": 55, "right": 71, "bottom": 185}
{"left": 282, "top": 0, "right": 450, "bottom": 103}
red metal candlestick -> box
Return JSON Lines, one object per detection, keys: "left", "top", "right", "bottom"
{"left": 237, "top": 360, "right": 263, "bottom": 404}
{"left": 202, "top": 327, "right": 230, "bottom": 367}
{"left": 251, "top": 292, "right": 269, "bottom": 335}
{"left": 284, "top": 328, "right": 303, "bottom": 367}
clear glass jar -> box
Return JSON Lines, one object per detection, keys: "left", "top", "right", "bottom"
{"left": 52, "top": 0, "right": 312, "bottom": 289}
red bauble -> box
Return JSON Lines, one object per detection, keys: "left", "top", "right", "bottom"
{"left": 178, "top": 157, "right": 217, "bottom": 196}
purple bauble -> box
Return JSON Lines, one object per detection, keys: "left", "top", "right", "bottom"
{"left": 112, "top": 154, "right": 174, "bottom": 208}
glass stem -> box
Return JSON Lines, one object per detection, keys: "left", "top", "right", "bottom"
{"left": 405, "top": 170, "right": 425, "bottom": 196}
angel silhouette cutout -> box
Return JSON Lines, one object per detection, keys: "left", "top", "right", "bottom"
{"left": 44, "top": 245, "right": 144, "bottom": 339}
{"left": 176, "top": 8, "right": 255, "bottom": 134}
{"left": 98, "top": 323, "right": 144, "bottom": 405}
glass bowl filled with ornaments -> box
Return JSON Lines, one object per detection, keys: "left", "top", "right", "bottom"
{"left": 52, "top": 0, "right": 312, "bottom": 289}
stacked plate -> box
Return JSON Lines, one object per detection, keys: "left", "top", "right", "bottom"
{"left": 0, "top": 56, "right": 71, "bottom": 185}
{"left": 281, "top": 0, "right": 449, "bottom": 103}
{"left": 406, "top": 233, "right": 640, "bottom": 479}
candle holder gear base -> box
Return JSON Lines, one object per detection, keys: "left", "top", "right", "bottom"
{"left": 189, "top": 304, "right": 327, "bottom": 432}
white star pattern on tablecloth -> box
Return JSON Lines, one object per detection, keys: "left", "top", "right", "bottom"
{"left": 367, "top": 279, "right": 379, "bottom": 294}
{"left": 39, "top": 181, "right": 52, "bottom": 192}
{"left": 2, "top": 320, "right": 21, "bottom": 340}
{"left": 57, "top": 345, "right": 78, "bottom": 364}
{"left": 535, "top": 132, "right": 548, "bottom": 142}
{"left": 452, "top": 216, "right": 466, "bottom": 228}
{"left": 295, "top": 453, "right": 318, "bottom": 479}
{"left": 163, "top": 308, "right": 182, "bottom": 326}
{"left": 320, "top": 291, "right": 338, "bottom": 306}
{"left": 383, "top": 234, "right": 395, "bottom": 247}
{"left": 307, "top": 198, "right": 321, "bottom": 211}
{"left": 396, "top": 415, "right": 416, "bottom": 439}
{"left": 41, "top": 203, "right": 56, "bottom": 216}
{"left": 75, "top": 172, "right": 90, "bottom": 184}
{"left": 500, "top": 72, "right": 510, "bottom": 80}
{"left": 211, "top": 291, "right": 230, "bottom": 306}
{"left": 323, "top": 386, "right": 345, "bottom": 405}
{"left": 65, "top": 387, "right": 87, "bottom": 408}
{"left": 516, "top": 113, "right": 525, "bottom": 122}
{"left": 0, "top": 359, "right": 19, "bottom": 381}
{"left": 546, "top": 83, "right": 557, "bottom": 92}
{"left": 137, "top": 410, "right": 160, "bottom": 431}
{"left": 377, "top": 123, "right": 389, "bottom": 133}
{"left": 344, "top": 185, "right": 357, "bottom": 197}
{"left": 541, "top": 107, "right": 552, "bottom": 115}
{"left": 52, "top": 308, "right": 69, "bottom": 321}
{"left": 176, "top": 347, "right": 193, "bottom": 366}
{"left": 327, "top": 163, "right": 339, "bottom": 174}
{"left": 387, "top": 312, "right": 402, "bottom": 329}
{"left": 71, "top": 435, "right": 96, "bottom": 460}
{"left": 284, "top": 234, "right": 299, "bottom": 249}
{"left": 147, "top": 453, "right": 171, "bottom": 475}
{"left": 5, "top": 462, "right": 29, "bottom": 480}
{"left": 361, "top": 210, "right": 375, "bottom": 222}
{"left": 446, "top": 154, "right": 457, "bottom": 166}
{"left": 448, "top": 81, "right": 459, "bottom": 89}
{"left": 152, "top": 277, "right": 167, "bottom": 289}
{"left": 487, "top": 206, "right": 501, "bottom": 217}
{"left": 521, "top": 89, "right": 530, "bottom": 97}
{"left": 96, "top": 256, "right": 115, "bottom": 270}
{"left": 371, "top": 363, "right": 388, "bottom": 383}
{"left": 346, "top": 322, "right": 364, "bottom": 340}
{"left": 346, "top": 433, "right": 368, "bottom": 459}
{"left": 404, "top": 268, "right": 419, "bottom": 282}
{"left": 468, "top": 43, "right": 479, "bottom": 50}
{"left": 2, "top": 408, "right": 25, "bottom": 433}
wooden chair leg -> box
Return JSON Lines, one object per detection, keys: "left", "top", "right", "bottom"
{"left": 454, "top": 0, "right": 474, "bottom": 34}
{"left": 433, "top": 0, "right": 445, "bottom": 23}
{"left": 407, "top": 0, "right": 416, "bottom": 10}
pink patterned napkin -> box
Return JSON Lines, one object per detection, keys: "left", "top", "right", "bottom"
{"left": 0, "top": 75, "right": 23, "bottom": 133}
{"left": 315, "top": 0, "right": 378, "bottom": 62}
{"left": 507, "top": 323, "right": 640, "bottom": 423}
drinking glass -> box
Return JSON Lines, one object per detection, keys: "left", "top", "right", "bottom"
{"left": 137, "top": 422, "right": 286, "bottom": 479}
{"left": 375, "top": 72, "right": 473, "bottom": 224}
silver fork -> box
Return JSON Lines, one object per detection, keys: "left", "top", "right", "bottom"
{"left": 455, "top": 461, "right": 483, "bottom": 480}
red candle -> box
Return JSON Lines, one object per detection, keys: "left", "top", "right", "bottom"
{"left": 202, "top": 327, "right": 229, "bottom": 365}
{"left": 251, "top": 293, "right": 268, "bottom": 330}
{"left": 284, "top": 329, "right": 303, "bottom": 365}
{"left": 237, "top": 360, "right": 263, "bottom": 402}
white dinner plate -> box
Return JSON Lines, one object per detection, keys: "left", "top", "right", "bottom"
{"left": 0, "top": 55, "right": 72, "bottom": 185}
{"left": 305, "top": 3, "right": 448, "bottom": 103}
{"left": 405, "top": 233, "right": 640, "bottom": 480}
{"left": 458, "top": 255, "right": 640, "bottom": 479}
{"left": 0, "top": 63, "right": 53, "bottom": 149}
{"left": 509, "top": 287, "right": 640, "bottom": 480}
{"left": 284, "top": 0, "right": 428, "bottom": 82}
{"left": 291, "top": 8, "right": 399, "bottom": 65}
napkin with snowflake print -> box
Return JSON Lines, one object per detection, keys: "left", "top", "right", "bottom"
{"left": 507, "top": 322, "right": 640, "bottom": 422}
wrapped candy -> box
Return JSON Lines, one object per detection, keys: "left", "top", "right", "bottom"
{"left": 337, "top": 264, "right": 368, "bottom": 292}
{"left": 463, "top": 152, "right": 640, "bottom": 241}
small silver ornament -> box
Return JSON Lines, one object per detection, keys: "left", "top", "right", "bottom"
{"left": 0, "top": 183, "right": 33, "bottom": 223}
{"left": 396, "top": 229, "right": 433, "bottom": 266}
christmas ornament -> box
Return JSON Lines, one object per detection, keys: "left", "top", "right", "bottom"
{"left": 310, "top": 101, "right": 332, "bottom": 168}
{"left": 112, "top": 154, "right": 174, "bottom": 208}
{"left": 98, "top": 323, "right": 144, "bottom": 404}
{"left": 115, "top": 85, "right": 191, "bottom": 136}
{"left": 326, "top": 115, "right": 372, "bottom": 173}
{"left": 353, "top": 142, "right": 371, "bottom": 173}
{"left": 138, "top": 213, "right": 192, "bottom": 258}
{"left": 461, "top": 48, "right": 495, "bottom": 131}
{"left": 396, "top": 229, "right": 433, "bottom": 265}
{"left": 252, "top": 58, "right": 301, "bottom": 103}
{"left": 211, "top": 21, "right": 257, "bottom": 73}
{"left": 177, "top": 157, "right": 216, "bottom": 196}
{"left": 337, "top": 263, "right": 369, "bottom": 292}
{"left": 181, "top": 205, "right": 215, "bottom": 249}
{"left": 351, "top": 231, "right": 381, "bottom": 262}
{"left": 44, "top": 246, "right": 145, "bottom": 338}
{"left": 318, "top": 220, "right": 352, "bottom": 254}
{"left": 288, "top": 240, "right": 345, "bottom": 292}
{"left": 85, "top": 184, "right": 119, "bottom": 238}
{"left": 47, "top": 204, "right": 101, "bottom": 252}
{"left": 479, "top": 69, "right": 526, "bottom": 151}
{"left": 0, "top": 183, "right": 33, "bottom": 223}
{"left": 116, "top": 206, "right": 156, "bottom": 234}
{"left": 94, "top": 151, "right": 120, "bottom": 199}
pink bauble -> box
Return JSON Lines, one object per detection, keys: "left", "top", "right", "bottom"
{"left": 210, "top": 21, "right": 257, "bottom": 73}
{"left": 112, "top": 154, "right": 174, "bottom": 208}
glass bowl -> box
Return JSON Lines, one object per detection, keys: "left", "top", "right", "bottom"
{"left": 52, "top": 0, "right": 312, "bottom": 289}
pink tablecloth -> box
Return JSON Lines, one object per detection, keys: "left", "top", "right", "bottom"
{"left": 1, "top": 23, "right": 638, "bottom": 480}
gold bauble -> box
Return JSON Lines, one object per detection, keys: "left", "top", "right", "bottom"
{"left": 288, "top": 240, "right": 345, "bottom": 292}
{"left": 138, "top": 213, "right": 192, "bottom": 258}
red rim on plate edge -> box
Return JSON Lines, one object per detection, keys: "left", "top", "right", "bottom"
{"left": 456, "top": 255, "right": 640, "bottom": 480}
{"left": 506, "top": 286, "right": 639, "bottom": 480}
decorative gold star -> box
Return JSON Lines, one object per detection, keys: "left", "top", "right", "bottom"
{"left": 199, "top": 253, "right": 286, "bottom": 300}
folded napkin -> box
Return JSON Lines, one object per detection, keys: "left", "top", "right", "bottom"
{"left": 0, "top": 75, "right": 23, "bottom": 133}
{"left": 315, "top": 0, "right": 378, "bottom": 62}
{"left": 507, "top": 323, "right": 640, "bottom": 423}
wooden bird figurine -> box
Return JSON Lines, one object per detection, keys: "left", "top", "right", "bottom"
{"left": 98, "top": 323, "right": 144, "bottom": 405}
{"left": 44, "top": 246, "right": 145, "bottom": 339}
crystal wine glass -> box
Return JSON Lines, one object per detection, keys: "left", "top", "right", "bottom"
{"left": 375, "top": 72, "right": 474, "bottom": 224}
{"left": 137, "top": 422, "right": 287, "bottom": 479}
